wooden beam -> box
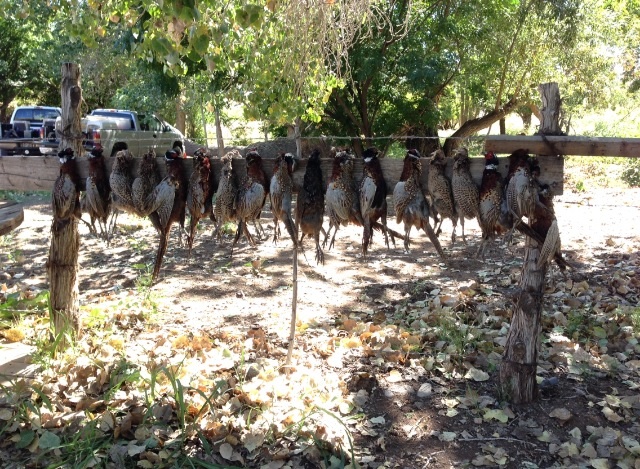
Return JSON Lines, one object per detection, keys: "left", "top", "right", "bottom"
{"left": 0, "top": 153, "right": 565, "bottom": 196}
{"left": 0, "top": 200, "right": 24, "bottom": 236}
{"left": 485, "top": 135, "right": 640, "bottom": 157}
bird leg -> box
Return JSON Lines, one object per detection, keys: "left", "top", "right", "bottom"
{"left": 315, "top": 232, "right": 324, "bottom": 265}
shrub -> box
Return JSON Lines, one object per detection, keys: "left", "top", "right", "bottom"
{"left": 620, "top": 158, "right": 640, "bottom": 187}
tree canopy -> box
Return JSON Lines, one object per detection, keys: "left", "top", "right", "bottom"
{"left": 0, "top": 0, "right": 638, "bottom": 146}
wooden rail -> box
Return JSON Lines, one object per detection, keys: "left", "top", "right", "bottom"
{"left": 0, "top": 154, "right": 565, "bottom": 195}
{"left": 485, "top": 135, "right": 640, "bottom": 157}
{"left": 0, "top": 200, "right": 24, "bottom": 235}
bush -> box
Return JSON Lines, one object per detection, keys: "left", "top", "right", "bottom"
{"left": 620, "top": 158, "right": 640, "bottom": 187}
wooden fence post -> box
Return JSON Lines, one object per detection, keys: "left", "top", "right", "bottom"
{"left": 499, "top": 82, "right": 561, "bottom": 403}
{"left": 48, "top": 63, "right": 83, "bottom": 345}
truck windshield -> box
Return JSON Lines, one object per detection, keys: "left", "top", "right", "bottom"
{"left": 14, "top": 108, "right": 60, "bottom": 122}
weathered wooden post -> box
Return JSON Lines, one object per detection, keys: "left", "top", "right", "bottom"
{"left": 48, "top": 63, "right": 83, "bottom": 346}
{"left": 499, "top": 82, "right": 562, "bottom": 403}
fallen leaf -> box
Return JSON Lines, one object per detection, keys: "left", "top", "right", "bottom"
{"left": 602, "top": 407, "right": 623, "bottom": 422}
{"left": 370, "top": 416, "right": 385, "bottom": 425}
{"left": 483, "top": 409, "right": 509, "bottom": 423}
{"left": 242, "top": 431, "right": 264, "bottom": 452}
{"left": 439, "top": 431, "right": 457, "bottom": 442}
{"left": 590, "top": 458, "right": 610, "bottom": 469}
{"left": 549, "top": 407, "right": 572, "bottom": 421}
{"left": 465, "top": 367, "right": 490, "bottom": 382}
{"left": 219, "top": 442, "right": 233, "bottom": 460}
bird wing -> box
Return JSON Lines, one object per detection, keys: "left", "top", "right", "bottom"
{"left": 85, "top": 177, "right": 108, "bottom": 218}
{"left": 53, "top": 174, "right": 77, "bottom": 220}
{"left": 452, "top": 173, "right": 479, "bottom": 219}
{"left": 360, "top": 176, "right": 377, "bottom": 217}
{"left": 187, "top": 176, "right": 207, "bottom": 217}
{"left": 269, "top": 177, "right": 283, "bottom": 217}
{"left": 393, "top": 181, "right": 410, "bottom": 224}
{"left": 146, "top": 177, "right": 177, "bottom": 229}
{"left": 537, "top": 219, "right": 561, "bottom": 268}
{"left": 326, "top": 183, "right": 351, "bottom": 224}
{"left": 238, "top": 182, "right": 265, "bottom": 220}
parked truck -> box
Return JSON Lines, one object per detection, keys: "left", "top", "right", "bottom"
{"left": 79, "top": 109, "right": 184, "bottom": 157}
{"left": 0, "top": 105, "right": 61, "bottom": 156}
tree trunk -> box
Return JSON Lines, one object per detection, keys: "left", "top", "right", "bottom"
{"left": 442, "top": 97, "right": 519, "bottom": 157}
{"left": 59, "top": 63, "right": 84, "bottom": 157}
{"left": 175, "top": 101, "right": 186, "bottom": 136}
{"left": 499, "top": 238, "right": 546, "bottom": 403}
{"left": 499, "top": 118, "right": 506, "bottom": 135}
{"left": 500, "top": 83, "right": 561, "bottom": 404}
{"left": 294, "top": 117, "right": 302, "bottom": 159}
{"left": 49, "top": 63, "right": 82, "bottom": 346}
{"left": 215, "top": 107, "right": 224, "bottom": 158}
{"left": 537, "top": 83, "right": 562, "bottom": 135}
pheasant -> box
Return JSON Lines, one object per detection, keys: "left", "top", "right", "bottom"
{"left": 144, "top": 148, "right": 188, "bottom": 281}
{"left": 109, "top": 149, "right": 136, "bottom": 215}
{"left": 427, "top": 149, "right": 458, "bottom": 244}
{"left": 83, "top": 146, "right": 112, "bottom": 240}
{"left": 232, "top": 150, "right": 268, "bottom": 253}
{"left": 393, "top": 149, "right": 445, "bottom": 259}
{"left": 324, "top": 149, "right": 362, "bottom": 250}
{"left": 270, "top": 152, "right": 297, "bottom": 246}
{"left": 296, "top": 148, "right": 326, "bottom": 264}
{"left": 186, "top": 148, "right": 213, "bottom": 255}
{"left": 212, "top": 151, "right": 239, "bottom": 243}
{"left": 476, "top": 151, "right": 513, "bottom": 258}
{"left": 360, "top": 147, "right": 393, "bottom": 257}
{"left": 451, "top": 147, "right": 479, "bottom": 244}
{"left": 52, "top": 148, "right": 81, "bottom": 233}
{"left": 132, "top": 148, "right": 161, "bottom": 217}
{"left": 505, "top": 148, "right": 540, "bottom": 221}
{"left": 534, "top": 184, "right": 563, "bottom": 272}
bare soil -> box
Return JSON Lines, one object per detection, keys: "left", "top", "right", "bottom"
{"left": 1, "top": 169, "right": 639, "bottom": 468}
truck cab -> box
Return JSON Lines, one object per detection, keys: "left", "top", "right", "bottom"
{"left": 10, "top": 106, "right": 61, "bottom": 137}
{"left": 85, "top": 109, "right": 184, "bottom": 156}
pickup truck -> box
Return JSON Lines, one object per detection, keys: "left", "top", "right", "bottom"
{"left": 0, "top": 105, "right": 61, "bottom": 156}
{"left": 80, "top": 109, "right": 185, "bottom": 157}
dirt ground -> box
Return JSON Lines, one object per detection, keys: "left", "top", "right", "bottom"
{"left": 1, "top": 162, "right": 640, "bottom": 468}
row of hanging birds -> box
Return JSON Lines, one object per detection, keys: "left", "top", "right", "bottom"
{"left": 51, "top": 144, "right": 568, "bottom": 283}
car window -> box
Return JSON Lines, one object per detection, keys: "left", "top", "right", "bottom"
{"left": 33, "top": 109, "right": 60, "bottom": 120}
{"left": 13, "top": 109, "right": 33, "bottom": 121}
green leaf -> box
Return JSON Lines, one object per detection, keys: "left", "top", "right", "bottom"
{"left": 16, "top": 430, "right": 35, "bottom": 449}
{"left": 191, "top": 32, "right": 209, "bottom": 56}
{"left": 39, "top": 430, "right": 61, "bottom": 450}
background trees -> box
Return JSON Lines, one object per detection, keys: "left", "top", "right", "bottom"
{"left": 0, "top": 0, "right": 638, "bottom": 149}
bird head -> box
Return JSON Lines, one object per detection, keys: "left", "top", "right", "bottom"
{"left": 173, "top": 145, "right": 186, "bottom": 159}
{"left": 284, "top": 152, "right": 296, "bottom": 173}
{"left": 88, "top": 147, "right": 103, "bottom": 159}
{"left": 453, "top": 147, "right": 468, "bottom": 160}
{"left": 400, "top": 149, "right": 421, "bottom": 180}
{"left": 483, "top": 151, "right": 499, "bottom": 169}
{"left": 309, "top": 148, "right": 321, "bottom": 162}
{"left": 58, "top": 147, "right": 74, "bottom": 163}
{"left": 407, "top": 148, "right": 421, "bottom": 159}
{"left": 165, "top": 149, "right": 179, "bottom": 161}
{"left": 245, "top": 149, "right": 261, "bottom": 166}
{"left": 363, "top": 147, "right": 379, "bottom": 164}
{"left": 194, "top": 147, "right": 209, "bottom": 158}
